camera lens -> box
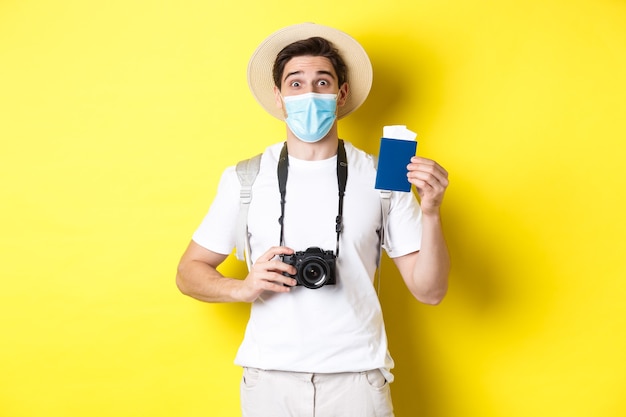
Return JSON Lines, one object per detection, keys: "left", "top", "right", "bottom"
{"left": 300, "top": 260, "right": 328, "bottom": 289}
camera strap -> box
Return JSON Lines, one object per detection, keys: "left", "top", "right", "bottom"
{"left": 277, "top": 140, "right": 348, "bottom": 257}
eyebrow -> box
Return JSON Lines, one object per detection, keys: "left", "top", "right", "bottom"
{"left": 283, "top": 70, "right": 336, "bottom": 83}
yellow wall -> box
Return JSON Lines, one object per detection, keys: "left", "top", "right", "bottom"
{"left": 1, "top": 0, "right": 625, "bottom": 416}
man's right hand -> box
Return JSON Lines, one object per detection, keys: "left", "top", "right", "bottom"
{"left": 235, "top": 246, "right": 298, "bottom": 302}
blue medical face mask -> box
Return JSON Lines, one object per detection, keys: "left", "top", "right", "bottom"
{"left": 282, "top": 92, "right": 338, "bottom": 143}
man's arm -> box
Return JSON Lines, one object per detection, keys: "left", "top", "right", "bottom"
{"left": 393, "top": 156, "right": 450, "bottom": 305}
{"left": 393, "top": 212, "right": 449, "bottom": 305}
{"left": 176, "top": 241, "right": 297, "bottom": 303}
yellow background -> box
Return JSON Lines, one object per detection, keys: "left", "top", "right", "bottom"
{"left": 1, "top": 0, "right": 625, "bottom": 416}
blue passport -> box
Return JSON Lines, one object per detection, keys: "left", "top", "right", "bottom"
{"left": 375, "top": 137, "right": 418, "bottom": 192}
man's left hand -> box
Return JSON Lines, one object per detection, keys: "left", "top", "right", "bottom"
{"left": 407, "top": 156, "right": 449, "bottom": 215}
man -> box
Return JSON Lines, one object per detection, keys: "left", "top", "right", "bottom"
{"left": 176, "top": 23, "right": 450, "bottom": 417}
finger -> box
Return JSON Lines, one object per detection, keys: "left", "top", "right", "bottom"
{"left": 409, "top": 157, "right": 449, "bottom": 178}
{"left": 249, "top": 277, "right": 293, "bottom": 296}
{"left": 267, "top": 272, "right": 298, "bottom": 288}
{"left": 265, "top": 282, "right": 293, "bottom": 293}
{"left": 408, "top": 170, "right": 446, "bottom": 189}
{"left": 251, "top": 270, "right": 297, "bottom": 290}
{"left": 260, "top": 246, "right": 294, "bottom": 262}
{"left": 267, "top": 258, "right": 297, "bottom": 276}
{"left": 407, "top": 164, "right": 449, "bottom": 189}
{"left": 409, "top": 166, "right": 448, "bottom": 185}
{"left": 243, "top": 270, "right": 295, "bottom": 298}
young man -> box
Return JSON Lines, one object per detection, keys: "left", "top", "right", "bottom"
{"left": 176, "top": 23, "right": 450, "bottom": 417}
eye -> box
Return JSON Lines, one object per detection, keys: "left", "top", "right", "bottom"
{"left": 318, "top": 80, "right": 329, "bottom": 86}
{"left": 290, "top": 81, "right": 301, "bottom": 87}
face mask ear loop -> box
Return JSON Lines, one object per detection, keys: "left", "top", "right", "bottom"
{"left": 278, "top": 92, "right": 288, "bottom": 119}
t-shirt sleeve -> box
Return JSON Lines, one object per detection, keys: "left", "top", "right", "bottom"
{"left": 384, "top": 190, "right": 423, "bottom": 258}
{"left": 191, "top": 166, "right": 239, "bottom": 255}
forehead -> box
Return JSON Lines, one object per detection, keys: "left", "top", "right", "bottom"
{"left": 281, "top": 55, "right": 337, "bottom": 79}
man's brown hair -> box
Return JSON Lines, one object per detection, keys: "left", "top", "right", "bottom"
{"left": 272, "top": 37, "right": 348, "bottom": 89}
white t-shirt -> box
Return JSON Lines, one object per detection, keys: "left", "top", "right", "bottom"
{"left": 192, "top": 141, "right": 422, "bottom": 381}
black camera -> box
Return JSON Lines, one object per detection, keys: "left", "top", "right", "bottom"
{"left": 281, "top": 247, "right": 337, "bottom": 289}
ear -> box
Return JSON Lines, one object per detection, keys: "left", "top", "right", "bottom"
{"left": 273, "top": 86, "right": 288, "bottom": 118}
{"left": 273, "top": 86, "right": 283, "bottom": 110}
{"left": 337, "top": 83, "right": 350, "bottom": 107}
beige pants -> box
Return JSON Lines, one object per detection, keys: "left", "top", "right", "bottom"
{"left": 240, "top": 367, "right": 394, "bottom": 417}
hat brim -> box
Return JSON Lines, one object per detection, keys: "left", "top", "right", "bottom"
{"left": 247, "top": 23, "right": 373, "bottom": 120}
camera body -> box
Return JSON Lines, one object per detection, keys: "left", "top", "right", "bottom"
{"left": 281, "top": 247, "right": 337, "bottom": 289}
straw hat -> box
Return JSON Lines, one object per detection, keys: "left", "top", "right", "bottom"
{"left": 247, "top": 23, "right": 373, "bottom": 120}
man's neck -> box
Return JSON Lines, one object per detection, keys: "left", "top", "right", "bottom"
{"left": 284, "top": 126, "right": 340, "bottom": 161}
